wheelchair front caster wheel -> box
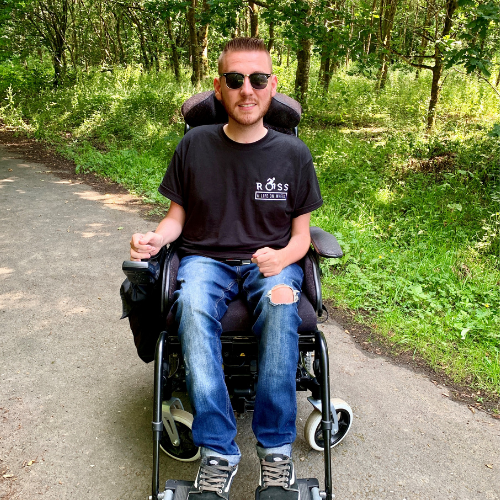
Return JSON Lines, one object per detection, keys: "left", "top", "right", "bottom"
{"left": 160, "top": 409, "right": 200, "bottom": 462}
{"left": 305, "top": 398, "right": 353, "bottom": 451}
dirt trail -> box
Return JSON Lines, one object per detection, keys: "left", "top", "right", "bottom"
{"left": 0, "top": 142, "right": 499, "bottom": 500}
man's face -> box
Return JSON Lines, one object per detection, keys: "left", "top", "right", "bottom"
{"left": 214, "top": 50, "right": 277, "bottom": 128}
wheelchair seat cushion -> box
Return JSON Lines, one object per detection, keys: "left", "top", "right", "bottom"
{"left": 162, "top": 248, "right": 319, "bottom": 317}
{"left": 166, "top": 293, "right": 317, "bottom": 334}
{"left": 219, "top": 294, "right": 317, "bottom": 333}
{"left": 163, "top": 250, "right": 318, "bottom": 334}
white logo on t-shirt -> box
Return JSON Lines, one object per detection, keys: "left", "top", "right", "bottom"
{"left": 255, "top": 178, "right": 288, "bottom": 200}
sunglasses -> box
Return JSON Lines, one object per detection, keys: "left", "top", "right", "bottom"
{"left": 221, "top": 72, "right": 272, "bottom": 90}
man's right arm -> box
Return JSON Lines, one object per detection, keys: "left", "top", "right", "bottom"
{"left": 130, "top": 201, "right": 186, "bottom": 261}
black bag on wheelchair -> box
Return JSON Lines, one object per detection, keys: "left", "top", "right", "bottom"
{"left": 120, "top": 246, "right": 167, "bottom": 363}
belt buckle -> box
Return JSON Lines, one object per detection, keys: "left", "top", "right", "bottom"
{"left": 225, "top": 258, "right": 251, "bottom": 266}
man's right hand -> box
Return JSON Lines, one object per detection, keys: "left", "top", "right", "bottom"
{"left": 129, "top": 201, "right": 186, "bottom": 261}
{"left": 130, "top": 231, "right": 164, "bottom": 261}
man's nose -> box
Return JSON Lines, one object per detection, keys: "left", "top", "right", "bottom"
{"left": 240, "top": 75, "right": 254, "bottom": 94}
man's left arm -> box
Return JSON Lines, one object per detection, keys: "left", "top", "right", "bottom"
{"left": 251, "top": 212, "right": 311, "bottom": 277}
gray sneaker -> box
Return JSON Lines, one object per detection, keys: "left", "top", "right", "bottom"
{"left": 257, "top": 454, "right": 300, "bottom": 500}
{"left": 188, "top": 456, "right": 238, "bottom": 499}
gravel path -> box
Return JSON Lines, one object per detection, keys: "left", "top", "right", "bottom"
{"left": 1, "top": 145, "right": 498, "bottom": 500}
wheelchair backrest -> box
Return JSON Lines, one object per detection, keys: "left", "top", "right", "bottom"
{"left": 181, "top": 91, "right": 302, "bottom": 136}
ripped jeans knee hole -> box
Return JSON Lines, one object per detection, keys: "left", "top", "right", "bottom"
{"left": 266, "top": 285, "right": 300, "bottom": 305}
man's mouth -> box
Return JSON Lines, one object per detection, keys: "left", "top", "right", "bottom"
{"left": 239, "top": 103, "right": 256, "bottom": 108}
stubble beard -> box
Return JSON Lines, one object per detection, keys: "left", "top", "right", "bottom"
{"left": 220, "top": 92, "right": 273, "bottom": 127}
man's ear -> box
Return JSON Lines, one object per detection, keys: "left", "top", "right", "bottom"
{"left": 270, "top": 74, "right": 278, "bottom": 98}
{"left": 214, "top": 77, "right": 222, "bottom": 101}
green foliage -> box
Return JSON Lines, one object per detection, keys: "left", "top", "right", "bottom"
{"left": 446, "top": 0, "right": 500, "bottom": 77}
{"left": 488, "top": 123, "right": 500, "bottom": 138}
{"left": 0, "top": 59, "right": 499, "bottom": 396}
{"left": 0, "top": 58, "right": 53, "bottom": 96}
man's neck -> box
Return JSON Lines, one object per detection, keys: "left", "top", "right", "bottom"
{"left": 223, "top": 121, "right": 268, "bottom": 144}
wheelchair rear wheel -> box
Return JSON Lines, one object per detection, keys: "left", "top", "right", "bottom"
{"left": 160, "top": 409, "right": 200, "bottom": 462}
{"left": 304, "top": 398, "right": 352, "bottom": 451}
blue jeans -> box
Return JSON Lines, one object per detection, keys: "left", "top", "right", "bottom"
{"left": 172, "top": 256, "right": 303, "bottom": 466}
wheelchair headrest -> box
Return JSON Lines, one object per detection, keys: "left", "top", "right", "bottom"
{"left": 181, "top": 91, "right": 302, "bottom": 135}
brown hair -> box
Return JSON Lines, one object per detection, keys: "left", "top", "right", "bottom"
{"left": 218, "top": 37, "right": 271, "bottom": 74}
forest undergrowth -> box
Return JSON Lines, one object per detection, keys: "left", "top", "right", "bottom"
{"left": 1, "top": 59, "right": 499, "bottom": 402}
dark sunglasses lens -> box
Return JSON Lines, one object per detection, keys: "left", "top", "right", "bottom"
{"left": 224, "top": 73, "right": 269, "bottom": 89}
{"left": 225, "top": 73, "right": 244, "bottom": 89}
{"left": 249, "top": 74, "right": 269, "bottom": 89}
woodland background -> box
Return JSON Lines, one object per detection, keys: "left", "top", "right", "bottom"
{"left": 0, "top": 0, "right": 499, "bottom": 403}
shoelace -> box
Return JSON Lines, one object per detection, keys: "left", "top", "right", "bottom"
{"left": 261, "top": 458, "right": 292, "bottom": 488}
{"left": 198, "top": 462, "right": 234, "bottom": 493}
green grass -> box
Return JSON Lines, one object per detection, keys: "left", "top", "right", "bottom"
{"left": 307, "top": 127, "right": 499, "bottom": 394}
{"left": 1, "top": 58, "right": 499, "bottom": 399}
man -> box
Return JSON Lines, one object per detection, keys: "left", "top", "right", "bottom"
{"left": 130, "top": 37, "right": 322, "bottom": 500}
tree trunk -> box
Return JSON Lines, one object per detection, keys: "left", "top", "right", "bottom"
{"left": 378, "top": 30, "right": 392, "bottom": 90}
{"left": 198, "top": 25, "right": 209, "bottom": 78}
{"left": 375, "top": 0, "right": 398, "bottom": 90}
{"left": 127, "top": 8, "right": 150, "bottom": 70}
{"left": 52, "top": 0, "right": 68, "bottom": 87}
{"left": 294, "top": 36, "right": 311, "bottom": 105}
{"left": 113, "top": 11, "right": 126, "bottom": 65}
{"left": 426, "top": 0, "right": 458, "bottom": 131}
{"left": 137, "top": 24, "right": 151, "bottom": 70}
{"left": 68, "top": 0, "right": 78, "bottom": 68}
{"left": 53, "top": 42, "right": 65, "bottom": 87}
{"left": 346, "top": 3, "right": 354, "bottom": 66}
{"left": 267, "top": 20, "right": 274, "bottom": 51}
{"left": 380, "top": 54, "right": 389, "bottom": 88}
{"left": 198, "top": 0, "right": 210, "bottom": 79}
{"left": 100, "top": 10, "right": 118, "bottom": 66}
{"left": 415, "top": 1, "right": 431, "bottom": 80}
{"left": 496, "top": 67, "right": 500, "bottom": 87}
{"left": 319, "top": 42, "right": 332, "bottom": 92}
{"left": 249, "top": 1, "right": 259, "bottom": 37}
{"left": 187, "top": 0, "right": 200, "bottom": 86}
{"left": 143, "top": 15, "right": 160, "bottom": 72}
{"left": 427, "top": 61, "right": 442, "bottom": 130}
{"left": 33, "top": 0, "right": 69, "bottom": 87}
{"left": 167, "top": 16, "right": 180, "bottom": 80}
{"left": 408, "top": 2, "right": 420, "bottom": 59}
{"left": 323, "top": 56, "right": 332, "bottom": 92}
{"left": 365, "top": 0, "right": 378, "bottom": 54}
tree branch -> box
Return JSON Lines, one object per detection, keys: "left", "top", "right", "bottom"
{"left": 249, "top": 0, "right": 270, "bottom": 8}
{"left": 386, "top": 44, "right": 434, "bottom": 70}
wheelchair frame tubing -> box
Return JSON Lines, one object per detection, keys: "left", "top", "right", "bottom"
{"left": 315, "top": 329, "right": 333, "bottom": 500}
{"left": 152, "top": 330, "right": 168, "bottom": 500}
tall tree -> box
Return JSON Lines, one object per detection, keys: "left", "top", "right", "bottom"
{"left": 375, "top": 0, "right": 399, "bottom": 90}
{"left": 24, "top": 0, "right": 69, "bottom": 86}
{"left": 249, "top": 1, "right": 259, "bottom": 37}
{"left": 187, "top": 0, "right": 200, "bottom": 84}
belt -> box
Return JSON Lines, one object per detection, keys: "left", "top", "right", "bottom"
{"left": 214, "top": 257, "right": 252, "bottom": 266}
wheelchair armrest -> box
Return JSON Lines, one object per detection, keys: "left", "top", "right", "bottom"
{"left": 161, "top": 241, "right": 181, "bottom": 316}
{"left": 304, "top": 249, "right": 323, "bottom": 317}
{"left": 310, "top": 226, "right": 343, "bottom": 259}
{"left": 122, "top": 260, "right": 160, "bottom": 286}
{"left": 121, "top": 243, "right": 179, "bottom": 318}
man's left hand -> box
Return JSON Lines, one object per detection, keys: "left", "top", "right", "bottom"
{"left": 251, "top": 247, "right": 285, "bottom": 277}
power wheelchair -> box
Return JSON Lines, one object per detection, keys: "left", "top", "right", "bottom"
{"left": 122, "top": 91, "right": 353, "bottom": 500}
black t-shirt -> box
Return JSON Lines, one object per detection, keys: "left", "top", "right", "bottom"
{"left": 159, "top": 124, "right": 323, "bottom": 259}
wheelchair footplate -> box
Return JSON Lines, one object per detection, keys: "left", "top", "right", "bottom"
{"left": 157, "top": 478, "right": 325, "bottom": 500}
{"left": 157, "top": 480, "right": 192, "bottom": 500}
{"left": 256, "top": 478, "right": 324, "bottom": 500}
